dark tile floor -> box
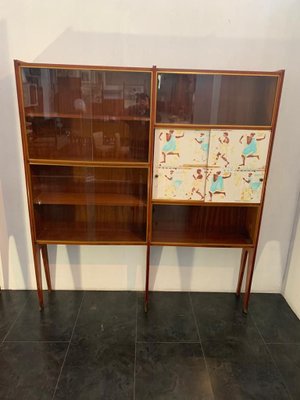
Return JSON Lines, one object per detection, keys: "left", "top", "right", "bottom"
{"left": 0, "top": 291, "right": 300, "bottom": 399}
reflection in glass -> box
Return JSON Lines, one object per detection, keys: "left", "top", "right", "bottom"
{"left": 31, "top": 165, "right": 148, "bottom": 242}
{"left": 21, "top": 68, "right": 151, "bottom": 162}
{"left": 156, "top": 73, "right": 278, "bottom": 126}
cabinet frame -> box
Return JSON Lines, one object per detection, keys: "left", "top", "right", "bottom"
{"left": 14, "top": 60, "right": 284, "bottom": 313}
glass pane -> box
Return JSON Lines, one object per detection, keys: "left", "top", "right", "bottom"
{"left": 156, "top": 73, "right": 278, "bottom": 125}
{"left": 21, "top": 67, "right": 151, "bottom": 162}
{"left": 31, "top": 165, "right": 147, "bottom": 243}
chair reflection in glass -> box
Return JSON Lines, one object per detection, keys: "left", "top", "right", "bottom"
{"left": 92, "top": 131, "right": 129, "bottom": 159}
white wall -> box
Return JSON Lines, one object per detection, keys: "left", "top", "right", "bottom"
{"left": 284, "top": 194, "right": 300, "bottom": 318}
{"left": 0, "top": 0, "right": 300, "bottom": 293}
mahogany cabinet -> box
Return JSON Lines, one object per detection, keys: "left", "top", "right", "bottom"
{"left": 15, "top": 61, "right": 284, "bottom": 312}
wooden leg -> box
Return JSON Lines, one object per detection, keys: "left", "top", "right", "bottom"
{"left": 41, "top": 244, "right": 52, "bottom": 292}
{"left": 243, "top": 248, "right": 256, "bottom": 314}
{"left": 236, "top": 248, "right": 248, "bottom": 296}
{"left": 144, "top": 244, "right": 150, "bottom": 312}
{"left": 33, "top": 244, "right": 44, "bottom": 310}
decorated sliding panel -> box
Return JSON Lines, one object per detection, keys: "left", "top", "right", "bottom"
{"left": 152, "top": 128, "right": 270, "bottom": 203}
{"left": 205, "top": 129, "right": 270, "bottom": 203}
{"left": 152, "top": 128, "right": 209, "bottom": 201}
{"left": 207, "top": 129, "right": 270, "bottom": 170}
{"left": 205, "top": 169, "right": 265, "bottom": 203}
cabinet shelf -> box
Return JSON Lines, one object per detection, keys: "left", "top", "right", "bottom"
{"left": 36, "top": 221, "right": 146, "bottom": 244}
{"left": 34, "top": 203, "right": 147, "bottom": 243}
{"left": 26, "top": 112, "right": 150, "bottom": 122}
{"left": 151, "top": 230, "right": 253, "bottom": 248}
{"left": 29, "top": 159, "right": 149, "bottom": 168}
{"left": 151, "top": 199, "right": 260, "bottom": 207}
{"left": 154, "top": 123, "right": 272, "bottom": 130}
{"left": 33, "top": 192, "right": 146, "bottom": 207}
{"left": 31, "top": 165, "right": 148, "bottom": 208}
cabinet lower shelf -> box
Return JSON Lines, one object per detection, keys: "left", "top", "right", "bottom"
{"left": 36, "top": 221, "right": 146, "bottom": 244}
{"left": 33, "top": 192, "right": 146, "bottom": 207}
{"left": 151, "top": 230, "right": 253, "bottom": 248}
{"left": 151, "top": 204, "right": 257, "bottom": 248}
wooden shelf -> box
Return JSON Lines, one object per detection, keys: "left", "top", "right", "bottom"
{"left": 36, "top": 221, "right": 146, "bottom": 244}
{"left": 26, "top": 112, "right": 150, "bottom": 122}
{"left": 151, "top": 199, "right": 260, "bottom": 207}
{"left": 29, "top": 159, "right": 149, "bottom": 168}
{"left": 33, "top": 192, "right": 146, "bottom": 207}
{"left": 151, "top": 230, "right": 253, "bottom": 248}
{"left": 154, "top": 123, "right": 272, "bottom": 130}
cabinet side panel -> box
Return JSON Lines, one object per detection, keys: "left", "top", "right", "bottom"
{"left": 14, "top": 61, "right": 37, "bottom": 242}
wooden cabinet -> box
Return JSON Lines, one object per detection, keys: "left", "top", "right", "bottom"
{"left": 15, "top": 61, "right": 284, "bottom": 312}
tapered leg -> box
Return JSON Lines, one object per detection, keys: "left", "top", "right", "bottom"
{"left": 41, "top": 244, "right": 52, "bottom": 291}
{"left": 236, "top": 248, "right": 248, "bottom": 296}
{"left": 243, "top": 248, "right": 256, "bottom": 314}
{"left": 33, "top": 244, "right": 44, "bottom": 310}
{"left": 144, "top": 244, "right": 151, "bottom": 312}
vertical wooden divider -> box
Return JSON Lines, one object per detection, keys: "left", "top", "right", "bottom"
{"left": 144, "top": 66, "right": 157, "bottom": 311}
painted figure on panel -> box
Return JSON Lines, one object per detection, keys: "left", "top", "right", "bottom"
{"left": 190, "top": 168, "right": 205, "bottom": 200}
{"left": 215, "top": 132, "right": 230, "bottom": 167}
{"left": 207, "top": 170, "right": 232, "bottom": 201}
{"left": 164, "top": 169, "right": 183, "bottom": 198}
{"left": 159, "top": 130, "right": 184, "bottom": 164}
{"left": 193, "top": 133, "right": 209, "bottom": 162}
{"left": 195, "top": 133, "right": 209, "bottom": 153}
{"left": 241, "top": 172, "right": 263, "bottom": 201}
{"left": 239, "top": 132, "right": 266, "bottom": 166}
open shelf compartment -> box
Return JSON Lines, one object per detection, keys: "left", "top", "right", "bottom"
{"left": 31, "top": 165, "right": 148, "bottom": 207}
{"left": 34, "top": 204, "right": 147, "bottom": 243}
{"left": 151, "top": 204, "right": 259, "bottom": 247}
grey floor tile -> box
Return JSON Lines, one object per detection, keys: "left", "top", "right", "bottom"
{"left": 135, "top": 342, "right": 214, "bottom": 400}
{"left": 250, "top": 294, "right": 300, "bottom": 344}
{"left": 6, "top": 291, "right": 84, "bottom": 341}
{"left": 54, "top": 339, "right": 134, "bottom": 400}
{"left": 268, "top": 343, "right": 300, "bottom": 400}
{"left": 72, "top": 291, "right": 136, "bottom": 345}
{"left": 191, "top": 292, "right": 262, "bottom": 343}
{"left": 0, "top": 291, "right": 32, "bottom": 341}
{"left": 0, "top": 341, "right": 67, "bottom": 400}
{"left": 203, "top": 340, "right": 290, "bottom": 400}
{"left": 137, "top": 292, "right": 198, "bottom": 342}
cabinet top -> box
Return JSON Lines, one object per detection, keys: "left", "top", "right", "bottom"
{"left": 14, "top": 60, "right": 284, "bottom": 77}
{"left": 14, "top": 59, "right": 153, "bottom": 73}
